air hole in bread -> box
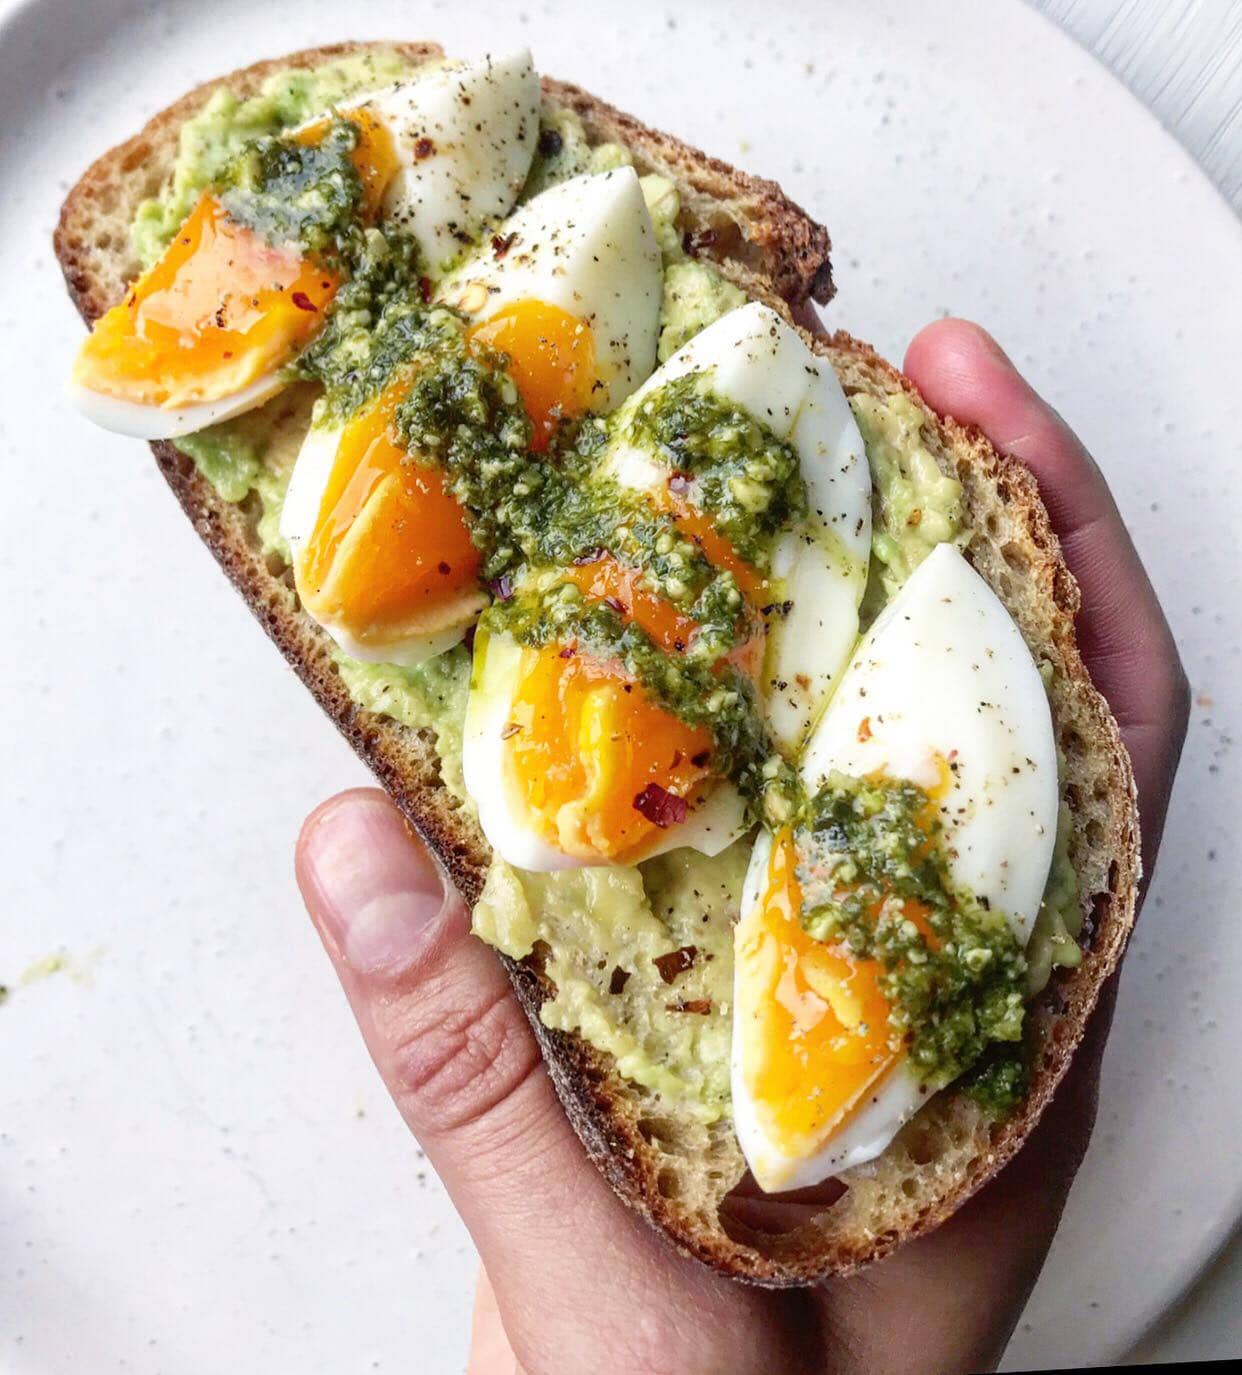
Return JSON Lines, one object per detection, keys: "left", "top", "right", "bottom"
{"left": 1001, "top": 540, "right": 1031, "bottom": 575}
{"left": 656, "top": 1166, "right": 681, "bottom": 1201}
{"left": 637, "top": 1115, "right": 676, "bottom": 1148}
{"left": 901, "top": 1123, "right": 938, "bottom": 1166}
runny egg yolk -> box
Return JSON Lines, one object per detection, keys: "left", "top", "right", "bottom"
{"left": 295, "top": 372, "right": 482, "bottom": 648}
{"left": 72, "top": 110, "right": 397, "bottom": 410}
{"left": 73, "top": 195, "right": 337, "bottom": 408}
{"left": 465, "top": 300, "right": 597, "bottom": 451}
{"left": 736, "top": 829, "right": 907, "bottom": 1165}
{"left": 504, "top": 644, "right": 716, "bottom": 864}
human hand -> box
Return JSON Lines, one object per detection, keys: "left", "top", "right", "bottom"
{"left": 294, "top": 318, "right": 1188, "bottom": 1374}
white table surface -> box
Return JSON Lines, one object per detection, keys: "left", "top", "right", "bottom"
{"left": 2, "top": 0, "right": 1238, "bottom": 1368}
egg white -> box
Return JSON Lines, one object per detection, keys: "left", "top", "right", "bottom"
{"left": 603, "top": 301, "right": 872, "bottom": 754}
{"left": 67, "top": 373, "right": 285, "bottom": 441}
{"left": 71, "top": 51, "right": 539, "bottom": 441}
{"left": 436, "top": 167, "right": 663, "bottom": 412}
{"left": 364, "top": 50, "right": 540, "bottom": 278}
{"left": 462, "top": 625, "right": 748, "bottom": 871}
{"left": 732, "top": 542, "right": 1060, "bottom": 1192}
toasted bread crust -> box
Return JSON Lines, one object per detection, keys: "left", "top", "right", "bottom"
{"left": 55, "top": 42, "right": 1138, "bottom": 1283}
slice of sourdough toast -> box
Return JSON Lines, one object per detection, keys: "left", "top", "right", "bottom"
{"left": 54, "top": 41, "right": 1139, "bottom": 1283}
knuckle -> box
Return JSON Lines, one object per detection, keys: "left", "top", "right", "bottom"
{"left": 383, "top": 979, "right": 543, "bottom": 1139}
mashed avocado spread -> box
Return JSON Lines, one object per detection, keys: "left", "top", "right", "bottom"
{"left": 138, "top": 56, "right": 1082, "bottom": 1128}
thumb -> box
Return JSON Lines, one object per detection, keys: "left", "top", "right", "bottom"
{"left": 294, "top": 788, "right": 750, "bottom": 1369}
{"left": 295, "top": 789, "right": 588, "bottom": 1252}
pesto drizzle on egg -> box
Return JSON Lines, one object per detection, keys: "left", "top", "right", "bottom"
{"left": 793, "top": 772, "right": 1030, "bottom": 1112}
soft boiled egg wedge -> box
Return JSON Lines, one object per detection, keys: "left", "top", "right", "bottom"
{"left": 732, "top": 543, "right": 1060, "bottom": 1193}
{"left": 280, "top": 167, "right": 664, "bottom": 667}
{"left": 69, "top": 51, "right": 540, "bottom": 440}
{"left": 602, "top": 301, "right": 872, "bottom": 754}
{"left": 463, "top": 619, "right": 749, "bottom": 871}
{"left": 436, "top": 167, "right": 662, "bottom": 444}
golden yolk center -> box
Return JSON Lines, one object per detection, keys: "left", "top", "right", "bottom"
{"left": 296, "top": 372, "right": 482, "bottom": 645}
{"left": 73, "top": 193, "right": 338, "bottom": 409}
{"left": 466, "top": 300, "right": 597, "bottom": 451}
{"left": 736, "top": 829, "right": 901, "bottom": 1156}
{"left": 504, "top": 643, "right": 715, "bottom": 864}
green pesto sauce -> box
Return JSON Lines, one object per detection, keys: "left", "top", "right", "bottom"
{"left": 220, "top": 117, "right": 369, "bottom": 262}
{"left": 132, "top": 49, "right": 419, "bottom": 267}
{"left": 959, "top": 1042, "right": 1029, "bottom": 1119}
{"left": 797, "top": 773, "right": 1027, "bottom": 1098}
{"left": 625, "top": 371, "right": 807, "bottom": 568}
{"left": 468, "top": 368, "right": 819, "bottom": 813}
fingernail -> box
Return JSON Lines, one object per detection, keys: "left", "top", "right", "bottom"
{"left": 300, "top": 792, "right": 449, "bottom": 974}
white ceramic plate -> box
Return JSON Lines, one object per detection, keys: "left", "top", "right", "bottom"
{"left": 2, "top": 1, "right": 1239, "bottom": 1370}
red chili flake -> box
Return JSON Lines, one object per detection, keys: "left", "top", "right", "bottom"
{"left": 491, "top": 232, "right": 517, "bottom": 259}
{"left": 602, "top": 595, "right": 628, "bottom": 616}
{"left": 414, "top": 136, "right": 436, "bottom": 160}
{"left": 291, "top": 292, "right": 318, "bottom": 313}
{"left": 672, "top": 638, "right": 686, "bottom": 653}
{"left": 438, "top": 561, "right": 451, "bottom": 575}
{"left": 500, "top": 722, "right": 521, "bottom": 740}
{"left": 667, "top": 472, "right": 692, "bottom": 495}
{"left": 665, "top": 998, "right": 712, "bottom": 1015}
{"left": 490, "top": 575, "right": 513, "bottom": 602}
{"left": 690, "top": 749, "right": 711, "bottom": 767}
{"left": 653, "top": 945, "right": 698, "bottom": 984}
{"left": 608, "top": 966, "right": 631, "bottom": 996}
{"left": 857, "top": 715, "right": 872, "bottom": 743}
{"left": 558, "top": 643, "right": 577, "bottom": 659}
{"left": 634, "top": 783, "right": 688, "bottom": 829}
{"left": 418, "top": 276, "right": 433, "bottom": 303}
